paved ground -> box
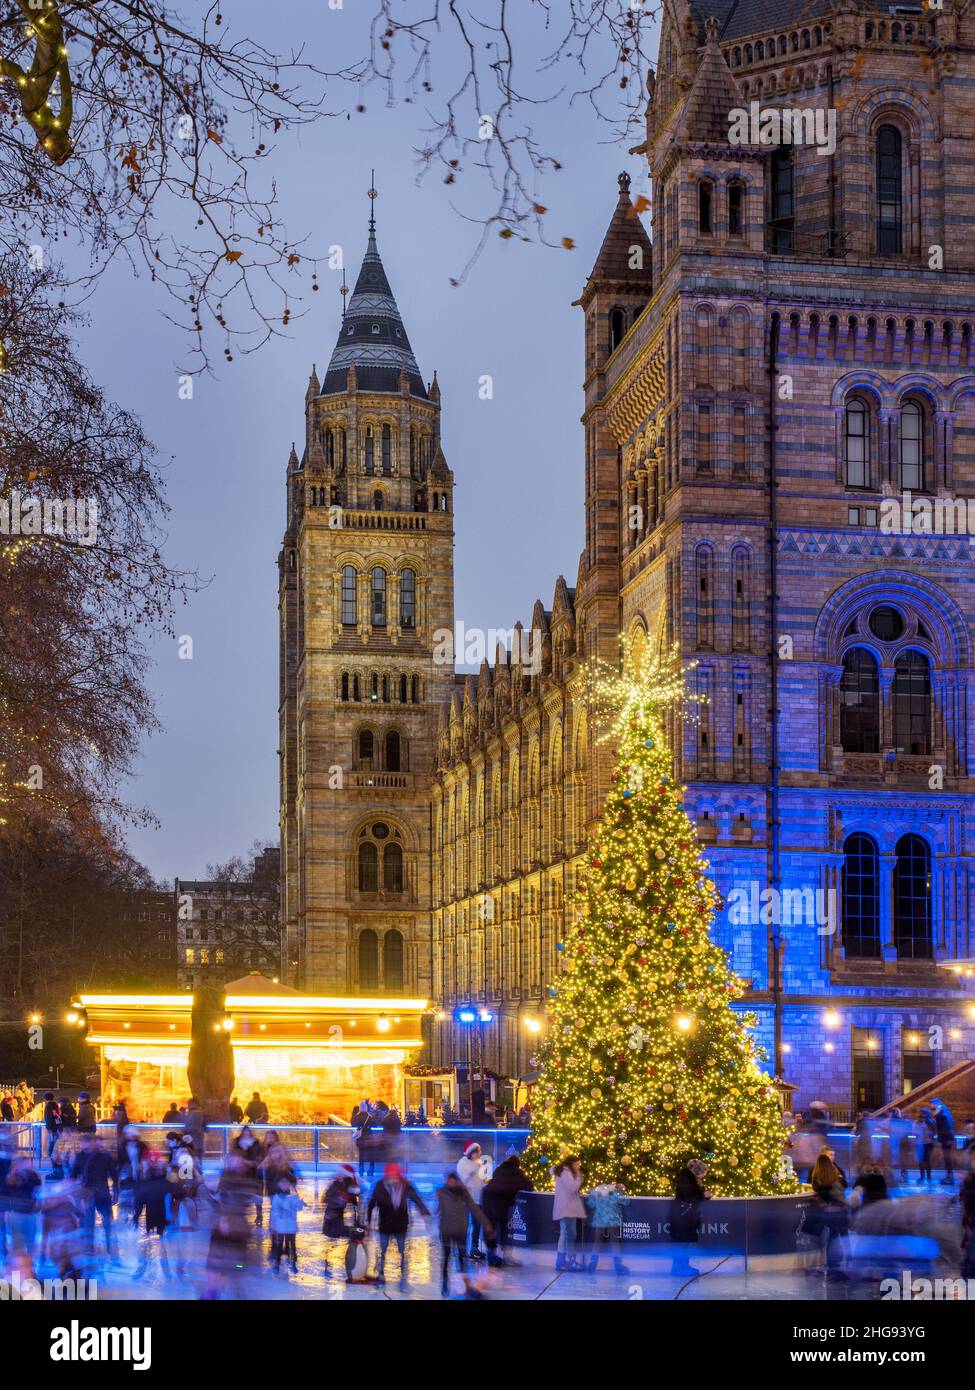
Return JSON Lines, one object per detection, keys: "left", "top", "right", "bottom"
{"left": 13, "top": 1173, "right": 968, "bottom": 1302}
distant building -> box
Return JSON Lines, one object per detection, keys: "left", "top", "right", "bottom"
{"left": 175, "top": 847, "right": 281, "bottom": 991}
{"left": 107, "top": 888, "right": 178, "bottom": 990}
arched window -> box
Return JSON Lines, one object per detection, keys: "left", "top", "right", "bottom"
{"left": 894, "top": 834, "right": 932, "bottom": 959}
{"left": 610, "top": 308, "right": 625, "bottom": 352}
{"left": 381, "top": 423, "right": 392, "bottom": 473}
{"left": 893, "top": 651, "right": 931, "bottom": 755}
{"left": 384, "top": 929, "right": 404, "bottom": 990}
{"left": 373, "top": 489, "right": 384, "bottom": 511}
{"left": 357, "top": 843, "right": 378, "bottom": 893}
{"left": 357, "top": 729, "right": 374, "bottom": 769}
{"left": 341, "top": 565, "right": 357, "bottom": 626}
{"left": 411, "top": 676, "right": 420, "bottom": 703}
{"left": 877, "top": 125, "right": 903, "bottom": 255}
{"left": 769, "top": 146, "right": 794, "bottom": 253}
{"left": 325, "top": 429, "right": 335, "bottom": 469}
{"left": 364, "top": 427, "right": 375, "bottom": 474}
{"left": 841, "top": 648, "right": 880, "bottom": 752}
{"left": 728, "top": 180, "right": 745, "bottom": 237}
{"left": 358, "top": 928, "right": 379, "bottom": 988}
{"left": 371, "top": 568, "right": 387, "bottom": 627}
{"left": 352, "top": 673, "right": 361, "bottom": 701}
{"left": 399, "top": 674, "right": 407, "bottom": 703}
{"left": 341, "top": 672, "right": 350, "bottom": 701}
{"left": 383, "top": 841, "right": 404, "bottom": 893}
{"left": 699, "top": 180, "right": 714, "bottom": 235}
{"left": 385, "top": 730, "right": 401, "bottom": 772}
{"left": 842, "top": 834, "right": 881, "bottom": 959}
{"left": 400, "top": 569, "right": 416, "bottom": 630}
{"left": 899, "top": 400, "right": 924, "bottom": 489}
{"left": 845, "top": 397, "right": 869, "bottom": 488}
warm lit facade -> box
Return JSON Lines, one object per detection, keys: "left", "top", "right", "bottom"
{"left": 284, "top": 2, "right": 975, "bottom": 1116}
{"left": 75, "top": 974, "right": 427, "bottom": 1123}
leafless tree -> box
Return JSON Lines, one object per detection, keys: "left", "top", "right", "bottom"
{"left": 0, "top": 249, "right": 200, "bottom": 838}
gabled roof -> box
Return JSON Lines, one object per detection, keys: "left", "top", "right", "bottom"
{"left": 677, "top": 18, "right": 745, "bottom": 143}
{"left": 692, "top": 0, "right": 836, "bottom": 43}
{"left": 582, "top": 172, "right": 654, "bottom": 301}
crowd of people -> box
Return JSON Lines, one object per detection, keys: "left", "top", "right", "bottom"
{"left": 4, "top": 1088, "right": 975, "bottom": 1298}
{"left": 0, "top": 1082, "right": 35, "bottom": 1123}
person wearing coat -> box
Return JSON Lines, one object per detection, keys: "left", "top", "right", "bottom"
{"left": 366, "top": 1163, "right": 430, "bottom": 1286}
{"left": 932, "top": 1099, "right": 956, "bottom": 1185}
{"left": 552, "top": 1156, "right": 586, "bottom": 1271}
{"left": 76, "top": 1093, "right": 97, "bottom": 1134}
{"left": 0, "top": 1096, "right": 14, "bottom": 1123}
{"left": 481, "top": 1154, "right": 533, "bottom": 1264}
{"left": 669, "top": 1160, "right": 711, "bottom": 1274}
{"left": 434, "top": 1170, "right": 492, "bottom": 1297}
{"left": 457, "top": 1141, "right": 488, "bottom": 1259}
{"left": 183, "top": 1098, "right": 205, "bottom": 1157}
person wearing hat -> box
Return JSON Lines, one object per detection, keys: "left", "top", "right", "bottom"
{"left": 457, "top": 1141, "right": 487, "bottom": 1259}
{"left": 77, "top": 1093, "right": 97, "bottom": 1134}
{"left": 322, "top": 1164, "right": 361, "bottom": 1280}
{"left": 365, "top": 1162, "right": 430, "bottom": 1286}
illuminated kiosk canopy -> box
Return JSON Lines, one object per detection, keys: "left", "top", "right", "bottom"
{"left": 74, "top": 973, "right": 428, "bottom": 1123}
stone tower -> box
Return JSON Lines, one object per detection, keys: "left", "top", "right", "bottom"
{"left": 279, "top": 196, "right": 454, "bottom": 997}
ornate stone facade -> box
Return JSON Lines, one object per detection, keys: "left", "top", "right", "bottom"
{"left": 284, "top": 1, "right": 975, "bottom": 1112}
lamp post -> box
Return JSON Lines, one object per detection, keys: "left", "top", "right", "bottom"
{"left": 453, "top": 1003, "right": 494, "bottom": 1120}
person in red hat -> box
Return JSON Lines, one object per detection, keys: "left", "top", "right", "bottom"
{"left": 365, "top": 1162, "right": 430, "bottom": 1286}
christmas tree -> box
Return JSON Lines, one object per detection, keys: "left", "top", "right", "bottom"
{"left": 525, "top": 647, "right": 798, "bottom": 1197}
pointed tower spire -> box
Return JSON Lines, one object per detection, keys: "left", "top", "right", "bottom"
{"left": 321, "top": 172, "right": 427, "bottom": 399}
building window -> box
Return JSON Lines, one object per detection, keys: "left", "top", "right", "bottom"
{"left": 697, "top": 404, "right": 712, "bottom": 473}
{"left": 341, "top": 565, "right": 359, "bottom": 626}
{"left": 371, "top": 568, "right": 387, "bottom": 627}
{"left": 893, "top": 651, "right": 931, "bottom": 755}
{"left": 893, "top": 834, "right": 932, "bottom": 959}
{"left": 373, "top": 489, "right": 384, "bottom": 511}
{"left": 384, "top": 842, "right": 404, "bottom": 893}
{"left": 357, "top": 729, "right": 374, "bottom": 770}
{"left": 845, "top": 397, "right": 869, "bottom": 487}
{"left": 841, "top": 647, "right": 880, "bottom": 753}
{"left": 381, "top": 423, "right": 392, "bottom": 474}
{"left": 852, "top": 1027, "right": 885, "bottom": 1111}
{"left": 400, "top": 569, "right": 416, "bottom": 630}
{"left": 699, "top": 180, "right": 714, "bottom": 235}
{"left": 358, "top": 842, "right": 379, "bottom": 893}
{"left": 385, "top": 730, "right": 401, "bottom": 772}
{"left": 728, "top": 180, "right": 744, "bottom": 236}
{"left": 876, "top": 124, "right": 903, "bottom": 255}
{"left": 842, "top": 834, "right": 881, "bottom": 959}
{"left": 769, "top": 146, "right": 794, "bottom": 253}
{"left": 384, "top": 929, "right": 404, "bottom": 990}
{"left": 358, "top": 928, "right": 379, "bottom": 988}
{"left": 364, "top": 427, "right": 375, "bottom": 474}
{"left": 610, "top": 308, "right": 625, "bottom": 352}
{"left": 341, "top": 673, "right": 350, "bottom": 701}
{"left": 899, "top": 400, "right": 924, "bottom": 490}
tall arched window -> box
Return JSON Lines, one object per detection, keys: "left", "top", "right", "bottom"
{"left": 769, "top": 146, "right": 795, "bottom": 253}
{"left": 400, "top": 569, "right": 416, "bottom": 629}
{"left": 381, "top": 423, "right": 392, "bottom": 473}
{"left": 383, "top": 841, "right": 404, "bottom": 893}
{"left": 364, "top": 426, "right": 375, "bottom": 474}
{"left": 899, "top": 400, "right": 924, "bottom": 490}
{"left": 728, "top": 180, "right": 745, "bottom": 237}
{"left": 341, "top": 565, "right": 357, "bottom": 626}
{"left": 341, "top": 673, "right": 350, "bottom": 701}
{"left": 384, "top": 929, "right": 404, "bottom": 990}
{"left": 893, "top": 834, "right": 932, "bottom": 959}
{"left": 357, "top": 842, "right": 378, "bottom": 893}
{"left": 373, "top": 489, "right": 384, "bottom": 511}
{"left": 841, "top": 648, "right": 880, "bottom": 752}
{"left": 845, "top": 397, "right": 869, "bottom": 487}
{"left": 876, "top": 124, "right": 903, "bottom": 255}
{"left": 371, "top": 567, "right": 387, "bottom": 627}
{"left": 699, "top": 180, "right": 714, "bottom": 235}
{"left": 893, "top": 651, "right": 931, "bottom": 754}
{"left": 610, "top": 308, "right": 625, "bottom": 352}
{"left": 385, "top": 730, "right": 401, "bottom": 772}
{"left": 357, "top": 729, "right": 374, "bottom": 769}
{"left": 842, "top": 834, "right": 881, "bottom": 959}
{"left": 358, "top": 928, "right": 379, "bottom": 988}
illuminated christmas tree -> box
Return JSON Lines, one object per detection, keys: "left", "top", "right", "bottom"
{"left": 525, "top": 646, "right": 798, "bottom": 1197}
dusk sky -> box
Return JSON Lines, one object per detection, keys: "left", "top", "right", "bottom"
{"left": 71, "top": 1, "right": 658, "bottom": 882}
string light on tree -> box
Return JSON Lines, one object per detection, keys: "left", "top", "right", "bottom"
{"left": 524, "top": 640, "right": 799, "bottom": 1197}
